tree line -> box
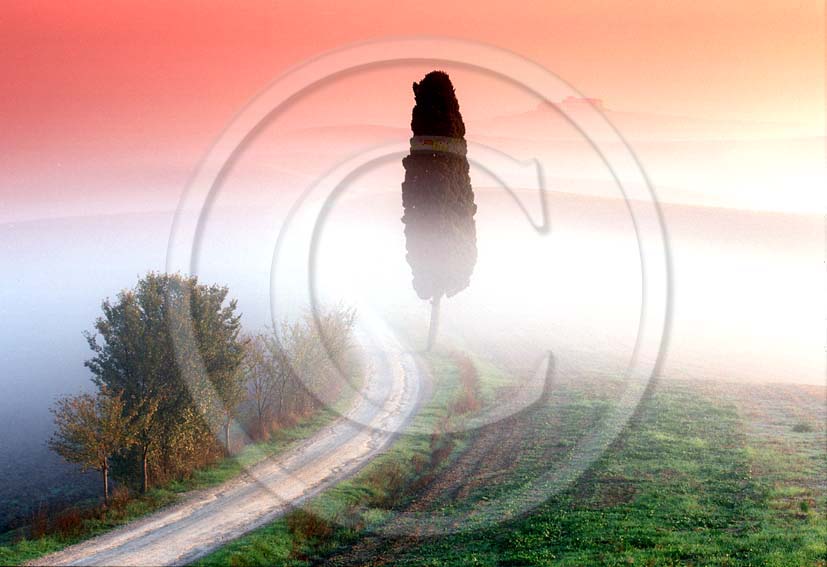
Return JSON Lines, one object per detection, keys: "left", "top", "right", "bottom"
{"left": 49, "top": 272, "right": 356, "bottom": 505}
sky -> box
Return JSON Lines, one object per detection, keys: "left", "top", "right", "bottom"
{"left": 1, "top": 0, "right": 824, "bottom": 220}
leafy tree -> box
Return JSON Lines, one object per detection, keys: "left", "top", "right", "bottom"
{"left": 85, "top": 272, "right": 243, "bottom": 491}
{"left": 49, "top": 388, "right": 137, "bottom": 505}
{"left": 401, "top": 71, "right": 478, "bottom": 350}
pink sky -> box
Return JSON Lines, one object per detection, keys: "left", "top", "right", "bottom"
{"left": 1, "top": 1, "right": 823, "bottom": 220}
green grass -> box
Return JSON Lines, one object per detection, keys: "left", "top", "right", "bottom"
{"left": 323, "top": 379, "right": 826, "bottom": 566}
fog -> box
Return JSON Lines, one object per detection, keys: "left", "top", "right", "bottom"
{"left": 0, "top": 176, "right": 822, "bottom": 526}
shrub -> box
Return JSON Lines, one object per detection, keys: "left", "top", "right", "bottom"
{"left": 449, "top": 352, "right": 481, "bottom": 415}
{"left": 54, "top": 507, "right": 84, "bottom": 537}
{"left": 286, "top": 509, "right": 333, "bottom": 541}
{"left": 364, "top": 461, "right": 408, "bottom": 509}
{"left": 792, "top": 422, "right": 814, "bottom": 433}
{"left": 29, "top": 503, "right": 48, "bottom": 539}
{"left": 110, "top": 485, "right": 131, "bottom": 511}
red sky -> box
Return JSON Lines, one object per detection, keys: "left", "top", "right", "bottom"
{"left": 1, "top": 0, "right": 823, "bottom": 219}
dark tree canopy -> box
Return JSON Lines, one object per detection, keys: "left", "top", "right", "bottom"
{"left": 401, "top": 71, "right": 477, "bottom": 348}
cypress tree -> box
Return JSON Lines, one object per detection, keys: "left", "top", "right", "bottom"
{"left": 401, "top": 71, "right": 477, "bottom": 350}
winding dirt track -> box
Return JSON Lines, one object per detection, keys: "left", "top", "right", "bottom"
{"left": 33, "top": 345, "right": 420, "bottom": 567}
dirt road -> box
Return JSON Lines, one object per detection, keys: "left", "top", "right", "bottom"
{"left": 33, "top": 340, "right": 421, "bottom": 566}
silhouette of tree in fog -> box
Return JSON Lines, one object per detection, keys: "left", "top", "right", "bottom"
{"left": 401, "top": 71, "right": 477, "bottom": 350}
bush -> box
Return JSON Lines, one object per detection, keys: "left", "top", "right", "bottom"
{"left": 449, "top": 352, "right": 480, "bottom": 415}
{"left": 363, "top": 461, "right": 409, "bottom": 510}
{"left": 54, "top": 507, "right": 84, "bottom": 537}
{"left": 792, "top": 422, "right": 814, "bottom": 433}
{"left": 29, "top": 504, "right": 48, "bottom": 539}
{"left": 110, "top": 485, "right": 131, "bottom": 511}
{"left": 286, "top": 509, "right": 333, "bottom": 541}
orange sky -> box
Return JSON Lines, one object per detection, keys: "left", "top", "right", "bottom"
{"left": 1, "top": 0, "right": 823, "bottom": 218}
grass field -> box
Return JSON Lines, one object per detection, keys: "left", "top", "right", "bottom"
{"left": 324, "top": 378, "right": 826, "bottom": 566}
{"left": 195, "top": 355, "right": 825, "bottom": 567}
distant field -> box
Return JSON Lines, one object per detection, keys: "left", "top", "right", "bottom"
{"left": 202, "top": 359, "right": 826, "bottom": 567}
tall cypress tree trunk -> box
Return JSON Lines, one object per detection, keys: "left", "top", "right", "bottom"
{"left": 427, "top": 295, "right": 442, "bottom": 351}
{"left": 225, "top": 420, "right": 231, "bottom": 454}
